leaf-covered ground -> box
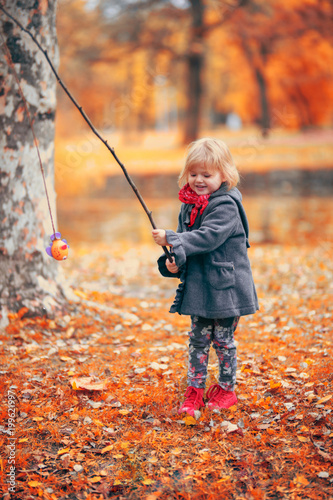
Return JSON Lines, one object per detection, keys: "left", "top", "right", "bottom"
{"left": 1, "top": 242, "right": 332, "bottom": 500}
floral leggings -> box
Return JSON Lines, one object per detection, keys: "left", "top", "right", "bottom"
{"left": 188, "top": 315, "right": 240, "bottom": 391}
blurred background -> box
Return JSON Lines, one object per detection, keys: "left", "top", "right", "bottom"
{"left": 55, "top": 0, "right": 333, "bottom": 248}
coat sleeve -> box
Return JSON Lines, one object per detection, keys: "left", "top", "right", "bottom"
{"left": 165, "top": 198, "right": 238, "bottom": 268}
{"left": 157, "top": 253, "right": 181, "bottom": 279}
{"left": 156, "top": 207, "right": 183, "bottom": 279}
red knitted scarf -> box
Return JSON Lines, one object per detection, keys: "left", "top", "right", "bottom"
{"left": 178, "top": 183, "right": 210, "bottom": 227}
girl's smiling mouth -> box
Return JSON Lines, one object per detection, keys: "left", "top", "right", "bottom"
{"left": 195, "top": 185, "right": 209, "bottom": 193}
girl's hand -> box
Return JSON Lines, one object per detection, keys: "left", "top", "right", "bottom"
{"left": 152, "top": 229, "right": 169, "bottom": 246}
{"left": 166, "top": 257, "right": 179, "bottom": 274}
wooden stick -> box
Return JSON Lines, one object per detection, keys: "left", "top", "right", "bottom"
{"left": 0, "top": 5, "right": 173, "bottom": 261}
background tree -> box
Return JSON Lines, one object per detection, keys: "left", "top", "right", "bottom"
{"left": 226, "top": 0, "right": 333, "bottom": 134}
{"left": 65, "top": 0, "right": 248, "bottom": 144}
{"left": 55, "top": 0, "right": 333, "bottom": 146}
{"left": 0, "top": 0, "right": 65, "bottom": 320}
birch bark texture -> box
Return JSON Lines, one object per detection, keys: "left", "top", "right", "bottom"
{"left": 0, "top": 0, "right": 64, "bottom": 319}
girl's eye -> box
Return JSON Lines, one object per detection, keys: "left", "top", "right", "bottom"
{"left": 204, "top": 174, "right": 211, "bottom": 178}
{"left": 190, "top": 173, "right": 196, "bottom": 177}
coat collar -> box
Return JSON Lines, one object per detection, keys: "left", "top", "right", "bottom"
{"left": 210, "top": 182, "right": 240, "bottom": 200}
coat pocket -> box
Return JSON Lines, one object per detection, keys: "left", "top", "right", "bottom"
{"left": 206, "top": 260, "right": 235, "bottom": 290}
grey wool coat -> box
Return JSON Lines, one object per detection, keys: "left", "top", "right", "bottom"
{"left": 158, "top": 183, "right": 259, "bottom": 319}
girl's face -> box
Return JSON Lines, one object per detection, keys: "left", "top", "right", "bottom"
{"left": 188, "top": 164, "right": 225, "bottom": 195}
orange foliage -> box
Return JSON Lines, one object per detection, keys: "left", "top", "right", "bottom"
{"left": 0, "top": 242, "right": 332, "bottom": 499}
{"left": 53, "top": 0, "right": 333, "bottom": 198}
{"left": 55, "top": 0, "right": 333, "bottom": 136}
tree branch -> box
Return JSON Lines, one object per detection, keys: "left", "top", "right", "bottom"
{"left": 202, "top": 0, "right": 249, "bottom": 35}
{"left": 0, "top": 4, "right": 172, "bottom": 261}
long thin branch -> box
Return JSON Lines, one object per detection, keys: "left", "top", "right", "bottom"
{"left": 0, "top": 5, "right": 172, "bottom": 261}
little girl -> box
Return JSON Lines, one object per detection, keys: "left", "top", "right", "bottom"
{"left": 152, "top": 137, "right": 259, "bottom": 417}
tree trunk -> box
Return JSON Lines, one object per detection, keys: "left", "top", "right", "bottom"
{"left": 0, "top": 0, "right": 65, "bottom": 322}
{"left": 254, "top": 65, "right": 270, "bottom": 136}
{"left": 240, "top": 39, "right": 270, "bottom": 137}
{"left": 183, "top": 0, "right": 204, "bottom": 144}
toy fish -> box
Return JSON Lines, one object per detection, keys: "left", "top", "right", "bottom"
{"left": 46, "top": 232, "right": 69, "bottom": 261}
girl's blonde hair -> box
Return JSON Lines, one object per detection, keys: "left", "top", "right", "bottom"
{"left": 178, "top": 137, "right": 239, "bottom": 190}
